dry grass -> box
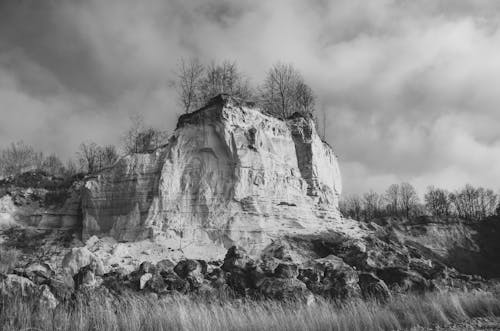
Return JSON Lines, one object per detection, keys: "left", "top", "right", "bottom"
{"left": 1, "top": 289, "right": 499, "bottom": 331}
{"left": 0, "top": 247, "right": 20, "bottom": 274}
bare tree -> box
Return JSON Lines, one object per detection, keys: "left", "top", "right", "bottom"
{"left": 78, "top": 142, "right": 100, "bottom": 174}
{"left": 176, "top": 58, "right": 204, "bottom": 113}
{"left": 400, "top": 182, "right": 419, "bottom": 218}
{"left": 449, "top": 184, "right": 498, "bottom": 221}
{"left": 294, "top": 80, "right": 315, "bottom": 114}
{"left": 122, "top": 114, "right": 168, "bottom": 154}
{"left": 0, "top": 141, "right": 44, "bottom": 177}
{"left": 198, "top": 60, "right": 253, "bottom": 105}
{"left": 261, "top": 62, "right": 301, "bottom": 118}
{"left": 261, "top": 62, "right": 316, "bottom": 119}
{"left": 363, "top": 190, "right": 383, "bottom": 220}
{"left": 64, "top": 159, "right": 78, "bottom": 177}
{"left": 385, "top": 184, "right": 400, "bottom": 215}
{"left": 78, "top": 142, "right": 120, "bottom": 174}
{"left": 339, "top": 194, "right": 363, "bottom": 220}
{"left": 424, "top": 186, "right": 451, "bottom": 217}
{"left": 97, "top": 145, "right": 119, "bottom": 170}
{"left": 41, "top": 154, "right": 65, "bottom": 176}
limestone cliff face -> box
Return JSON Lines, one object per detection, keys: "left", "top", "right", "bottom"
{"left": 82, "top": 96, "right": 342, "bottom": 256}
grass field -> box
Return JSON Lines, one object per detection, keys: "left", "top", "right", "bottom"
{"left": 1, "top": 289, "right": 499, "bottom": 331}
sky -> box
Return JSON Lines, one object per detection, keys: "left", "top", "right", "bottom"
{"left": 1, "top": 0, "right": 500, "bottom": 196}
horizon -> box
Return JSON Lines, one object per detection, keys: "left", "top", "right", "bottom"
{"left": 2, "top": 0, "right": 500, "bottom": 196}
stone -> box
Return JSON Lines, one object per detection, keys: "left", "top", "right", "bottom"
{"left": 313, "top": 236, "right": 410, "bottom": 272}
{"left": 139, "top": 273, "right": 152, "bottom": 290}
{"left": 39, "top": 284, "right": 58, "bottom": 309}
{"left": 207, "top": 267, "right": 226, "bottom": 288}
{"left": 147, "top": 274, "right": 168, "bottom": 293}
{"left": 222, "top": 246, "right": 253, "bottom": 272}
{"left": 48, "top": 278, "right": 73, "bottom": 302}
{"left": 62, "top": 247, "right": 105, "bottom": 276}
{"left": 25, "top": 262, "right": 53, "bottom": 277}
{"left": 74, "top": 265, "right": 97, "bottom": 289}
{"left": 274, "top": 263, "right": 299, "bottom": 279}
{"left": 0, "top": 274, "right": 36, "bottom": 296}
{"left": 174, "top": 259, "right": 205, "bottom": 279}
{"left": 22, "top": 262, "right": 53, "bottom": 284}
{"left": 300, "top": 255, "right": 360, "bottom": 299}
{"left": 156, "top": 259, "right": 175, "bottom": 274}
{"left": 139, "top": 261, "right": 155, "bottom": 274}
{"left": 162, "top": 271, "right": 190, "bottom": 293}
{"left": 257, "top": 277, "right": 310, "bottom": 300}
{"left": 358, "top": 273, "right": 391, "bottom": 302}
{"left": 376, "top": 267, "right": 435, "bottom": 293}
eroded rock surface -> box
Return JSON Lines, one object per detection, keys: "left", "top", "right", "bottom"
{"left": 82, "top": 95, "right": 342, "bottom": 258}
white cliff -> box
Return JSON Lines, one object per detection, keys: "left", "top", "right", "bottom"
{"left": 82, "top": 95, "right": 343, "bottom": 258}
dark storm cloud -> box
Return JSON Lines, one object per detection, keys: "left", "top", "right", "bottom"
{"left": 1, "top": 0, "right": 500, "bottom": 195}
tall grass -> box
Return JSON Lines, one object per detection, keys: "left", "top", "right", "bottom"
{"left": 0, "top": 247, "right": 20, "bottom": 273}
{"left": 1, "top": 290, "right": 499, "bottom": 331}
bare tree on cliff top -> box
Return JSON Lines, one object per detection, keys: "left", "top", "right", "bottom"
{"left": 198, "top": 60, "right": 253, "bottom": 105}
{"left": 176, "top": 58, "right": 204, "bottom": 113}
{"left": 400, "top": 182, "right": 419, "bottom": 218}
{"left": 261, "top": 62, "right": 315, "bottom": 118}
{"left": 385, "top": 183, "right": 400, "bottom": 215}
{"left": 425, "top": 186, "right": 451, "bottom": 217}
{"left": 122, "top": 114, "right": 168, "bottom": 154}
{"left": 78, "top": 142, "right": 100, "bottom": 174}
{"left": 294, "top": 80, "right": 315, "bottom": 114}
{"left": 78, "top": 142, "right": 119, "bottom": 174}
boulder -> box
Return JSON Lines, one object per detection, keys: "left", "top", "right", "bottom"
{"left": 259, "top": 257, "right": 280, "bottom": 275}
{"left": 21, "top": 262, "right": 53, "bottom": 284}
{"left": 207, "top": 267, "right": 226, "bottom": 288}
{"left": 62, "top": 247, "right": 105, "bottom": 276}
{"left": 300, "top": 255, "right": 360, "bottom": 299}
{"left": 376, "top": 267, "right": 435, "bottom": 293}
{"left": 156, "top": 259, "right": 176, "bottom": 274}
{"left": 48, "top": 278, "right": 73, "bottom": 302}
{"left": 25, "top": 262, "right": 53, "bottom": 277}
{"left": 258, "top": 277, "right": 310, "bottom": 300}
{"left": 409, "top": 259, "right": 445, "bottom": 280}
{"left": 162, "top": 271, "right": 189, "bottom": 293}
{"left": 0, "top": 274, "right": 36, "bottom": 296}
{"left": 139, "top": 261, "right": 156, "bottom": 274}
{"left": 222, "top": 246, "right": 253, "bottom": 272}
{"left": 139, "top": 273, "right": 153, "bottom": 290}
{"left": 313, "top": 236, "right": 410, "bottom": 271}
{"left": 358, "top": 273, "right": 391, "bottom": 302}
{"left": 173, "top": 259, "right": 206, "bottom": 290}
{"left": 73, "top": 265, "right": 98, "bottom": 289}
{"left": 274, "top": 263, "right": 299, "bottom": 279}
{"left": 147, "top": 274, "right": 168, "bottom": 293}
{"left": 39, "top": 284, "right": 58, "bottom": 309}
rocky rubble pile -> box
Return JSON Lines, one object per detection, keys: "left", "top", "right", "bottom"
{"left": 0, "top": 233, "right": 488, "bottom": 309}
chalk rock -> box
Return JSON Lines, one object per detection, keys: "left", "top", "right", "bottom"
{"left": 82, "top": 95, "right": 342, "bottom": 258}
{"left": 62, "top": 247, "right": 105, "bottom": 276}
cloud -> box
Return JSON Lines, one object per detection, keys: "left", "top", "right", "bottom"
{"left": 1, "top": 0, "right": 500, "bottom": 195}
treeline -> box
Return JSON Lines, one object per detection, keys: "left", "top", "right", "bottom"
{"left": 340, "top": 183, "right": 500, "bottom": 222}
{"left": 0, "top": 115, "right": 168, "bottom": 179}
{"left": 176, "top": 59, "right": 316, "bottom": 119}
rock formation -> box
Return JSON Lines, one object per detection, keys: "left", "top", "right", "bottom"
{"left": 82, "top": 95, "right": 342, "bottom": 258}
